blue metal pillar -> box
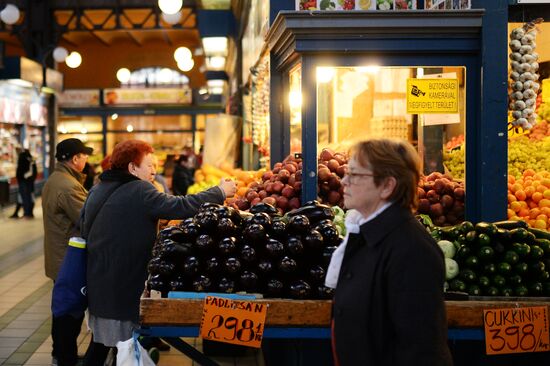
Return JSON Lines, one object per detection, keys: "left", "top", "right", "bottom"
{"left": 301, "top": 56, "right": 318, "bottom": 204}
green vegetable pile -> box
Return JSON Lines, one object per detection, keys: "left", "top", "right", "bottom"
{"left": 431, "top": 220, "right": 550, "bottom": 297}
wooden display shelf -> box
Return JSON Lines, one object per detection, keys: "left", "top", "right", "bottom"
{"left": 140, "top": 296, "right": 550, "bottom": 328}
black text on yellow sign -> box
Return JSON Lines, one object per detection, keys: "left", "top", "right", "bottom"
{"left": 199, "top": 296, "right": 268, "bottom": 348}
{"left": 483, "top": 306, "right": 550, "bottom": 355}
{"left": 406, "top": 78, "right": 459, "bottom": 114}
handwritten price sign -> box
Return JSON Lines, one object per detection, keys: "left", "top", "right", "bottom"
{"left": 199, "top": 296, "right": 267, "bottom": 348}
{"left": 483, "top": 306, "right": 550, "bottom": 355}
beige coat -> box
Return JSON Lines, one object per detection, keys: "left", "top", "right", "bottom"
{"left": 42, "top": 162, "right": 88, "bottom": 280}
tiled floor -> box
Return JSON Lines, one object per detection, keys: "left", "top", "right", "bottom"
{"left": 0, "top": 200, "right": 263, "bottom": 366}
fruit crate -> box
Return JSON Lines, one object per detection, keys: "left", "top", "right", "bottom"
{"left": 140, "top": 292, "right": 550, "bottom": 328}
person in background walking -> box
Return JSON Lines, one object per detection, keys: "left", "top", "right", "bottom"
{"left": 11, "top": 148, "right": 37, "bottom": 219}
{"left": 83, "top": 161, "right": 97, "bottom": 190}
{"left": 42, "top": 138, "right": 93, "bottom": 366}
{"left": 326, "top": 139, "right": 452, "bottom": 366}
{"left": 172, "top": 153, "right": 195, "bottom": 196}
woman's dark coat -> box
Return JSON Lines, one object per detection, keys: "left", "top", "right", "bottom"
{"left": 332, "top": 203, "right": 453, "bottom": 365}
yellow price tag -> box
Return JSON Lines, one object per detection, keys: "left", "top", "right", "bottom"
{"left": 200, "top": 296, "right": 267, "bottom": 348}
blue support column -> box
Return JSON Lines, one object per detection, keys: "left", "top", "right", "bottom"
{"left": 301, "top": 57, "right": 318, "bottom": 203}
{"left": 472, "top": 0, "right": 509, "bottom": 222}
{"left": 101, "top": 114, "right": 107, "bottom": 157}
{"left": 269, "top": 55, "right": 287, "bottom": 167}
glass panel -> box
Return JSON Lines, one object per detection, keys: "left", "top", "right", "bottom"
{"left": 58, "top": 116, "right": 103, "bottom": 134}
{"left": 289, "top": 66, "right": 302, "bottom": 153}
{"left": 316, "top": 66, "right": 466, "bottom": 225}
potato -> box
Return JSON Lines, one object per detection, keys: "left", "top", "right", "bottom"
{"left": 276, "top": 196, "right": 289, "bottom": 210}
{"left": 262, "top": 171, "right": 274, "bottom": 182}
{"left": 418, "top": 198, "right": 430, "bottom": 213}
{"left": 235, "top": 198, "right": 250, "bottom": 210}
{"left": 246, "top": 190, "right": 259, "bottom": 202}
{"left": 278, "top": 169, "right": 290, "bottom": 183}
{"left": 318, "top": 167, "right": 332, "bottom": 182}
{"left": 288, "top": 174, "right": 296, "bottom": 186}
{"left": 265, "top": 182, "right": 274, "bottom": 194}
{"left": 273, "top": 181, "right": 284, "bottom": 193}
{"left": 262, "top": 197, "right": 277, "bottom": 206}
{"left": 327, "top": 159, "right": 340, "bottom": 172}
{"left": 426, "top": 190, "right": 440, "bottom": 204}
{"left": 417, "top": 187, "right": 426, "bottom": 199}
{"left": 453, "top": 187, "right": 465, "bottom": 200}
{"left": 441, "top": 194, "right": 454, "bottom": 210}
{"left": 327, "top": 191, "right": 341, "bottom": 205}
{"left": 284, "top": 164, "right": 297, "bottom": 174}
{"left": 293, "top": 181, "right": 302, "bottom": 192}
{"left": 333, "top": 153, "right": 347, "bottom": 165}
{"left": 282, "top": 185, "right": 295, "bottom": 198}
{"left": 430, "top": 203, "right": 444, "bottom": 217}
{"left": 295, "top": 170, "right": 302, "bottom": 181}
{"left": 320, "top": 148, "right": 334, "bottom": 161}
{"left": 258, "top": 190, "right": 268, "bottom": 199}
{"left": 336, "top": 164, "right": 347, "bottom": 178}
{"left": 250, "top": 197, "right": 261, "bottom": 206}
{"left": 289, "top": 197, "right": 301, "bottom": 210}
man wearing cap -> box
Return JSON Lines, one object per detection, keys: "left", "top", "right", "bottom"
{"left": 42, "top": 138, "right": 93, "bottom": 366}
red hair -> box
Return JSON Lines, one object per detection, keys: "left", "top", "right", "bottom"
{"left": 100, "top": 154, "right": 111, "bottom": 171}
{"left": 110, "top": 140, "right": 154, "bottom": 172}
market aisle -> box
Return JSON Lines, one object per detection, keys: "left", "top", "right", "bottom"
{"left": 0, "top": 200, "right": 262, "bottom": 366}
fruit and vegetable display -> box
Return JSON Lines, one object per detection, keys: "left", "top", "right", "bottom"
{"left": 416, "top": 172, "right": 465, "bottom": 227}
{"left": 147, "top": 201, "right": 343, "bottom": 299}
{"left": 507, "top": 169, "right": 550, "bottom": 231}
{"left": 508, "top": 136, "right": 550, "bottom": 178}
{"left": 227, "top": 148, "right": 347, "bottom": 214}
{"left": 508, "top": 19, "right": 543, "bottom": 130}
{"left": 187, "top": 163, "right": 264, "bottom": 196}
{"left": 428, "top": 219, "right": 550, "bottom": 297}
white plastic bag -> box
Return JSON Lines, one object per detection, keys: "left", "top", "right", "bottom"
{"left": 116, "top": 335, "right": 155, "bottom": 366}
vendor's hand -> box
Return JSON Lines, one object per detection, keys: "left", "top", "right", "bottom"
{"left": 219, "top": 178, "right": 237, "bottom": 198}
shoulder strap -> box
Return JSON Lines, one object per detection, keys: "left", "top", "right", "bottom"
{"left": 81, "top": 182, "right": 126, "bottom": 239}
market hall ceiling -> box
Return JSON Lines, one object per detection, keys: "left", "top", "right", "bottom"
{"left": 0, "top": 0, "right": 233, "bottom": 88}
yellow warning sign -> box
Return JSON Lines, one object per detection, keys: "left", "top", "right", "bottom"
{"left": 406, "top": 78, "right": 459, "bottom": 114}
{"left": 542, "top": 79, "right": 550, "bottom": 103}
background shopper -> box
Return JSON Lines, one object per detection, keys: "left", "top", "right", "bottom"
{"left": 81, "top": 140, "right": 236, "bottom": 365}
{"left": 172, "top": 153, "right": 195, "bottom": 195}
{"left": 11, "top": 148, "right": 37, "bottom": 218}
{"left": 42, "top": 138, "right": 93, "bottom": 366}
{"left": 327, "top": 138, "right": 452, "bottom": 365}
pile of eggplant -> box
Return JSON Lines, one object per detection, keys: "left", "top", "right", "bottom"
{"left": 147, "top": 201, "right": 342, "bottom": 299}
{"left": 509, "top": 19, "right": 543, "bottom": 130}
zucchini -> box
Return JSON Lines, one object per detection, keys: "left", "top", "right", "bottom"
{"left": 493, "top": 220, "right": 528, "bottom": 230}
{"left": 528, "top": 227, "right": 550, "bottom": 240}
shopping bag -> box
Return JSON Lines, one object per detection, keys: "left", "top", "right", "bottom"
{"left": 51, "top": 237, "right": 88, "bottom": 317}
{"left": 116, "top": 334, "right": 156, "bottom": 366}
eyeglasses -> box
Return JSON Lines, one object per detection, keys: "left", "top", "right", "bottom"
{"left": 343, "top": 169, "right": 377, "bottom": 185}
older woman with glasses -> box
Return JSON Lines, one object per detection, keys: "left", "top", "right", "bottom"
{"left": 326, "top": 139, "right": 452, "bottom": 366}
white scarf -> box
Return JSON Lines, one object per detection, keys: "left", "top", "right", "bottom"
{"left": 324, "top": 202, "right": 393, "bottom": 289}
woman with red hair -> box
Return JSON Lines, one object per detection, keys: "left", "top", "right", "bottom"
{"left": 80, "top": 140, "right": 236, "bottom": 365}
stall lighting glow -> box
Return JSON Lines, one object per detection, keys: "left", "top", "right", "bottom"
{"left": 159, "top": 68, "right": 173, "bottom": 83}
{"left": 209, "top": 87, "right": 224, "bottom": 95}
{"left": 316, "top": 67, "right": 335, "bottom": 83}
{"left": 53, "top": 47, "right": 69, "bottom": 63}
{"left": 174, "top": 47, "right": 192, "bottom": 62}
{"left": 289, "top": 91, "right": 302, "bottom": 109}
{"left": 202, "top": 37, "right": 228, "bottom": 56}
{"left": 126, "top": 124, "right": 134, "bottom": 132}
{"left": 158, "top": 0, "right": 182, "bottom": 15}
{"left": 416, "top": 67, "right": 424, "bottom": 78}
{"left": 111, "top": 113, "right": 119, "bottom": 120}
{"left": 207, "top": 79, "right": 225, "bottom": 88}
{"left": 177, "top": 58, "right": 194, "bottom": 72}
{"left": 80, "top": 127, "right": 88, "bottom": 134}
{"left": 199, "top": 88, "right": 208, "bottom": 95}
{"left": 206, "top": 56, "right": 226, "bottom": 70}
{"left": 116, "top": 68, "right": 131, "bottom": 83}
{"left": 356, "top": 66, "right": 381, "bottom": 74}
{"left": 8, "top": 79, "right": 33, "bottom": 88}
{"left": 59, "top": 125, "right": 67, "bottom": 134}
{"left": 65, "top": 52, "right": 82, "bottom": 68}
{"left": 0, "top": 4, "right": 20, "bottom": 25}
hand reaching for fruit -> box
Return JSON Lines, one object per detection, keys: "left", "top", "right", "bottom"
{"left": 219, "top": 178, "right": 237, "bottom": 198}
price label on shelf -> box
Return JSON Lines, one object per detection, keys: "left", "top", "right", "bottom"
{"left": 483, "top": 306, "right": 550, "bottom": 355}
{"left": 199, "top": 296, "right": 267, "bottom": 348}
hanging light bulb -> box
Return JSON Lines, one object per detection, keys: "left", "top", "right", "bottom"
{"left": 174, "top": 47, "right": 192, "bottom": 62}
{"left": 0, "top": 4, "right": 20, "bottom": 25}
{"left": 126, "top": 124, "right": 134, "bottom": 132}
{"left": 162, "top": 10, "right": 181, "bottom": 25}
{"left": 53, "top": 47, "right": 69, "bottom": 63}
{"left": 158, "top": 0, "right": 182, "bottom": 15}
{"left": 116, "top": 68, "right": 131, "bottom": 83}
{"left": 177, "top": 58, "right": 194, "bottom": 72}
{"left": 65, "top": 52, "right": 82, "bottom": 68}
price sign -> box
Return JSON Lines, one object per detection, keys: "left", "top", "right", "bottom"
{"left": 199, "top": 296, "right": 267, "bottom": 348}
{"left": 406, "top": 78, "right": 459, "bottom": 114}
{"left": 483, "top": 306, "right": 550, "bottom": 355}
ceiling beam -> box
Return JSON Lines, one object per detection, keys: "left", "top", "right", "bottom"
{"left": 90, "top": 30, "right": 111, "bottom": 46}
{"left": 126, "top": 31, "right": 143, "bottom": 46}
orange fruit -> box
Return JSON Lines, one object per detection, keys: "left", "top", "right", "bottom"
{"left": 532, "top": 192, "right": 543, "bottom": 203}
{"left": 511, "top": 183, "right": 523, "bottom": 193}
{"left": 537, "top": 185, "right": 547, "bottom": 194}
{"left": 519, "top": 201, "right": 528, "bottom": 209}
{"left": 523, "top": 168, "right": 536, "bottom": 177}
{"left": 510, "top": 201, "right": 522, "bottom": 212}
{"left": 515, "top": 190, "right": 527, "bottom": 201}
{"left": 541, "top": 178, "right": 550, "bottom": 188}
{"left": 510, "top": 215, "right": 522, "bottom": 221}
{"left": 529, "top": 208, "right": 541, "bottom": 219}
{"left": 536, "top": 214, "right": 548, "bottom": 222}
{"left": 529, "top": 200, "right": 538, "bottom": 209}
{"left": 507, "top": 209, "right": 516, "bottom": 218}
{"left": 528, "top": 219, "right": 537, "bottom": 227}
{"left": 533, "top": 174, "right": 542, "bottom": 180}
{"left": 540, "top": 207, "right": 550, "bottom": 217}
{"left": 508, "top": 176, "right": 516, "bottom": 184}
{"left": 508, "top": 194, "right": 517, "bottom": 203}
{"left": 544, "top": 189, "right": 550, "bottom": 199}
{"left": 534, "top": 219, "right": 547, "bottom": 230}
{"left": 518, "top": 208, "right": 530, "bottom": 217}
{"left": 539, "top": 199, "right": 550, "bottom": 208}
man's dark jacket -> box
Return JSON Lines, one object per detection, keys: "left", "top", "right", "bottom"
{"left": 332, "top": 203, "right": 453, "bottom": 365}
{"left": 81, "top": 169, "right": 225, "bottom": 322}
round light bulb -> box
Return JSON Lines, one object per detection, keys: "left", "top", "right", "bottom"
{"left": 174, "top": 47, "right": 192, "bottom": 62}
{"left": 111, "top": 113, "right": 119, "bottom": 120}
{"left": 162, "top": 10, "right": 181, "bottom": 25}
{"left": 116, "top": 68, "right": 131, "bottom": 83}
{"left": 126, "top": 125, "right": 134, "bottom": 132}
{"left": 158, "top": 0, "right": 182, "bottom": 15}
{"left": 0, "top": 4, "right": 20, "bottom": 25}
{"left": 177, "top": 58, "right": 194, "bottom": 72}
{"left": 65, "top": 52, "right": 82, "bottom": 68}
{"left": 159, "top": 68, "right": 173, "bottom": 83}
{"left": 53, "top": 47, "right": 69, "bottom": 63}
